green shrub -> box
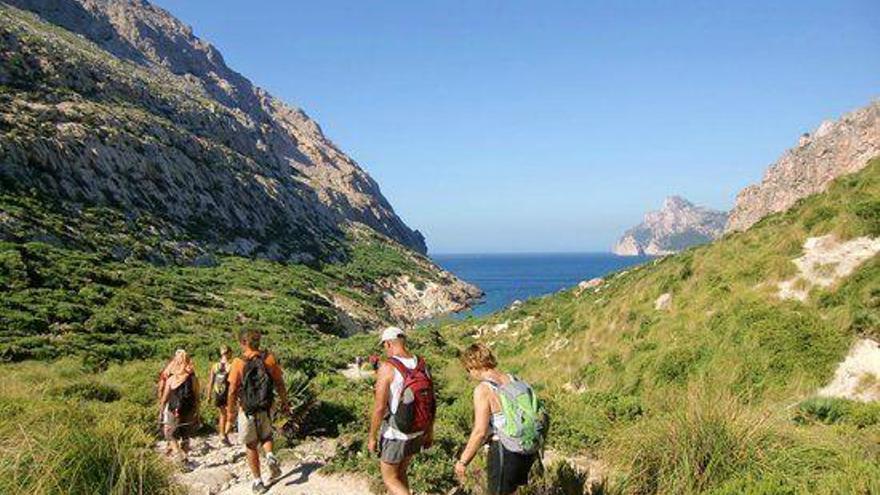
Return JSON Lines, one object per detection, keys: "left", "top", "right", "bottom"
{"left": 794, "top": 397, "right": 880, "bottom": 428}
{"left": 53, "top": 382, "right": 121, "bottom": 403}
{"left": 520, "top": 461, "right": 590, "bottom": 495}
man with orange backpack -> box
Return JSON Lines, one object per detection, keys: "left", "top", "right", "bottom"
{"left": 368, "top": 327, "right": 436, "bottom": 495}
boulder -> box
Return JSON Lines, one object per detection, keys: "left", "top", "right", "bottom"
{"left": 654, "top": 292, "right": 672, "bottom": 311}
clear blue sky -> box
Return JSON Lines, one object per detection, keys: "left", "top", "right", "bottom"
{"left": 152, "top": 0, "right": 878, "bottom": 254}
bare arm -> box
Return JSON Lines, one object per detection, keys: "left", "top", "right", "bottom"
{"left": 459, "top": 384, "right": 493, "bottom": 466}
{"left": 157, "top": 372, "right": 167, "bottom": 404}
{"left": 266, "top": 353, "right": 288, "bottom": 409}
{"left": 225, "top": 362, "right": 241, "bottom": 427}
{"left": 369, "top": 362, "right": 393, "bottom": 448}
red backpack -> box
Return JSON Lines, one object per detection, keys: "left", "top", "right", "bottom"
{"left": 388, "top": 356, "right": 436, "bottom": 433}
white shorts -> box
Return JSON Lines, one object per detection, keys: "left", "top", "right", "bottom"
{"left": 237, "top": 410, "right": 273, "bottom": 445}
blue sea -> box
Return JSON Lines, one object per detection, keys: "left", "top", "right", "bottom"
{"left": 431, "top": 253, "right": 650, "bottom": 318}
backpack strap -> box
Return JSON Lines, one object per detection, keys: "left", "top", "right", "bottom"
{"left": 387, "top": 356, "right": 416, "bottom": 377}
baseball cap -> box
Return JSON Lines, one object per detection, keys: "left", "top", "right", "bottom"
{"left": 380, "top": 326, "right": 406, "bottom": 343}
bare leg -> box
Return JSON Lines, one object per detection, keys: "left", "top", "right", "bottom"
{"left": 246, "top": 442, "right": 261, "bottom": 479}
{"left": 398, "top": 455, "right": 413, "bottom": 491}
{"left": 217, "top": 407, "right": 228, "bottom": 442}
{"left": 380, "top": 461, "right": 411, "bottom": 495}
{"left": 262, "top": 438, "right": 274, "bottom": 455}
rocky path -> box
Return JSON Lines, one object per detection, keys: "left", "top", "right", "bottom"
{"left": 158, "top": 436, "right": 372, "bottom": 495}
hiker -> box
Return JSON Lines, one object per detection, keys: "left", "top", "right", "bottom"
{"left": 225, "top": 328, "right": 290, "bottom": 494}
{"left": 158, "top": 349, "right": 200, "bottom": 462}
{"left": 455, "top": 343, "right": 547, "bottom": 495}
{"left": 368, "top": 327, "right": 436, "bottom": 495}
{"left": 206, "top": 344, "right": 233, "bottom": 446}
{"left": 368, "top": 353, "right": 380, "bottom": 371}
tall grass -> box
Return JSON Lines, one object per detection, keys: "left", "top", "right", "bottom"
{"left": 605, "top": 387, "right": 880, "bottom": 495}
{"left": 0, "top": 405, "right": 180, "bottom": 495}
{"left": 0, "top": 360, "right": 180, "bottom": 495}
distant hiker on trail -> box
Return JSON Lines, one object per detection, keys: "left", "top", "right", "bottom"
{"left": 368, "top": 327, "right": 436, "bottom": 495}
{"left": 158, "top": 349, "right": 200, "bottom": 463}
{"left": 206, "top": 344, "right": 233, "bottom": 446}
{"left": 225, "top": 328, "right": 290, "bottom": 494}
{"left": 455, "top": 344, "right": 547, "bottom": 495}
{"left": 368, "top": 353, "right": 380, "bottom": 371}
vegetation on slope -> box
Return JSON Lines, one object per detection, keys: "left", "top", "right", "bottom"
{"left": 0, "top": 162, "right": 877, "bottom": 494}
{"left": 435, "top": 159, "right": 880, "bottom": 493}
{"left": 0, "top": 197, "right": 441, "bottom": 365}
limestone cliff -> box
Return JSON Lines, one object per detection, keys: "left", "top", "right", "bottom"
{"left": 0, "top": 0, "right": 426, "bottom": 260}
{"left": 727, "top": 101, "right": 880, "bottom": 233}
{"left": 613, "top": 196, "right": 727, "bottom": 256}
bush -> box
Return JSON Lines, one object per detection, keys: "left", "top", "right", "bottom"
{"left": 520, "top": 461, "right": 590, "bottom": 495}
{"left": 607, "top": 391, "right": 782, "bottom": 494}
{"left": 53, "top": 381, "right": 121, "bottom": 403}
{"left": 794, "top": 397, "right": 880, "bottom": 428}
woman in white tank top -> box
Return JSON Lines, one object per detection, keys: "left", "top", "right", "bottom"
{"left": 454, "top": 344, "right": 537, "bottom": 495}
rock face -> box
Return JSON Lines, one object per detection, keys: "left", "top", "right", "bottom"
{"left": 727, "top": 101, "right": 880, "bottom": 233}
{"left": 818, "top": 338, "right": 880, "bottom": 403}
{"left": 613, "top": 196, "right": 728, "bottom": 256}
{"left": 379, "top": 272, "right": 484, "bottom": 326}
{"left": 0, "top": 0, "right": 426, "bottom": 259}
{"left": 777, "top": 235, "right": 880, "bottom": 302}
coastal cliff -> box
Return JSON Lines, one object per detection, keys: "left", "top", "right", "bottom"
{"left": 612, "top": 196, "right": 727, "bottom": 256}
{"left": 727, "top": 101, "right": 880, "bottom": 232}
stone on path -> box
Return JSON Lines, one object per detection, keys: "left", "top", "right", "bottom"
{"left": 158, "top": 435, "right": 372, "bottom": 495}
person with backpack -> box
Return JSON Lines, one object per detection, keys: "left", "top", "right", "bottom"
{"left": 206, "top": 344, "right": 233, "bottom": 446}
{"left": 225, "top": 328, "right": 290, "bottom": 494}
{"left": 368, "top": 327, "right": 436, "bottom": 495}
{"left": 158, "top": 349, "right": 200, "bottom": 462}
{"left": 455, "top": 344, "right": 547, "bottom": 495}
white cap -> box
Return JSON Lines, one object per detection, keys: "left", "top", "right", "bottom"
{"left": 380, "top": 326, "right": 406, "bottom": 343}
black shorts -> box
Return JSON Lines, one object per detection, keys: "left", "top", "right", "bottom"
{"left": 487, "top": 441, "right": 536, "bottom": 495}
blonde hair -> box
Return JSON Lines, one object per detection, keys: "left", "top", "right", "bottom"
{"left": 219, "top": 344, "right": 231, "bottom": 356}
{"left": 460, "top": 343, "right": 497, "bottom": 371}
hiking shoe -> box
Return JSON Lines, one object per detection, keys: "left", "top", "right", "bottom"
{"left": 267, "top": 454, "right": 282, "bottom": 480}
{"left": 251, "top": 480, "right": 268, "bottom": 494}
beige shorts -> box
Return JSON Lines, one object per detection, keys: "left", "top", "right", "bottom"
{"left": 237, "top": 409, "right": 273, "bottom": 445}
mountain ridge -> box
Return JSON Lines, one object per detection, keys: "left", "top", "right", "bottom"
{"left": 612, "top": 195, "right": 728, "bottom": 256}
{"left": 727, "top": 100, "right": 880, "bottom": 233}
{"left": 1, "top": 0, "right": 427, "bottom": 259}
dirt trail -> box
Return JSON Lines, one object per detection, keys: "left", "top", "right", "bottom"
{"left": 158, "top": 436, "right": 372, "bottom": 495}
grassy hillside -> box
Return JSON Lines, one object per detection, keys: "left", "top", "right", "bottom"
{"left": 1, "top": 161, "right": 877, "bottom": 494}
{"left": 434, "top": 158, "right": 880, "bottom": 493}
{"left": 0, "top": 192, "right": 443, "bottom": 365}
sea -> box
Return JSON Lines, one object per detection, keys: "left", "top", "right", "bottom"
{"left": 431, "top": 252, "right": 651, "bottom": 318}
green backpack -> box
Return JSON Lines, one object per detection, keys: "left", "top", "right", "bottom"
{"left": 485, "top": 376, "right": 548, "bottom": 454}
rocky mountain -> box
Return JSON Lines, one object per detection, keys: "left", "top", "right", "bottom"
{"left": 612, "top": 196, "right": 728, "bottom": 256}
{"left": 727, "top": 100, "right": 880, "bottom": 232}
{"left": 0, "top": 0, "right": 426, "bottom": 261}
